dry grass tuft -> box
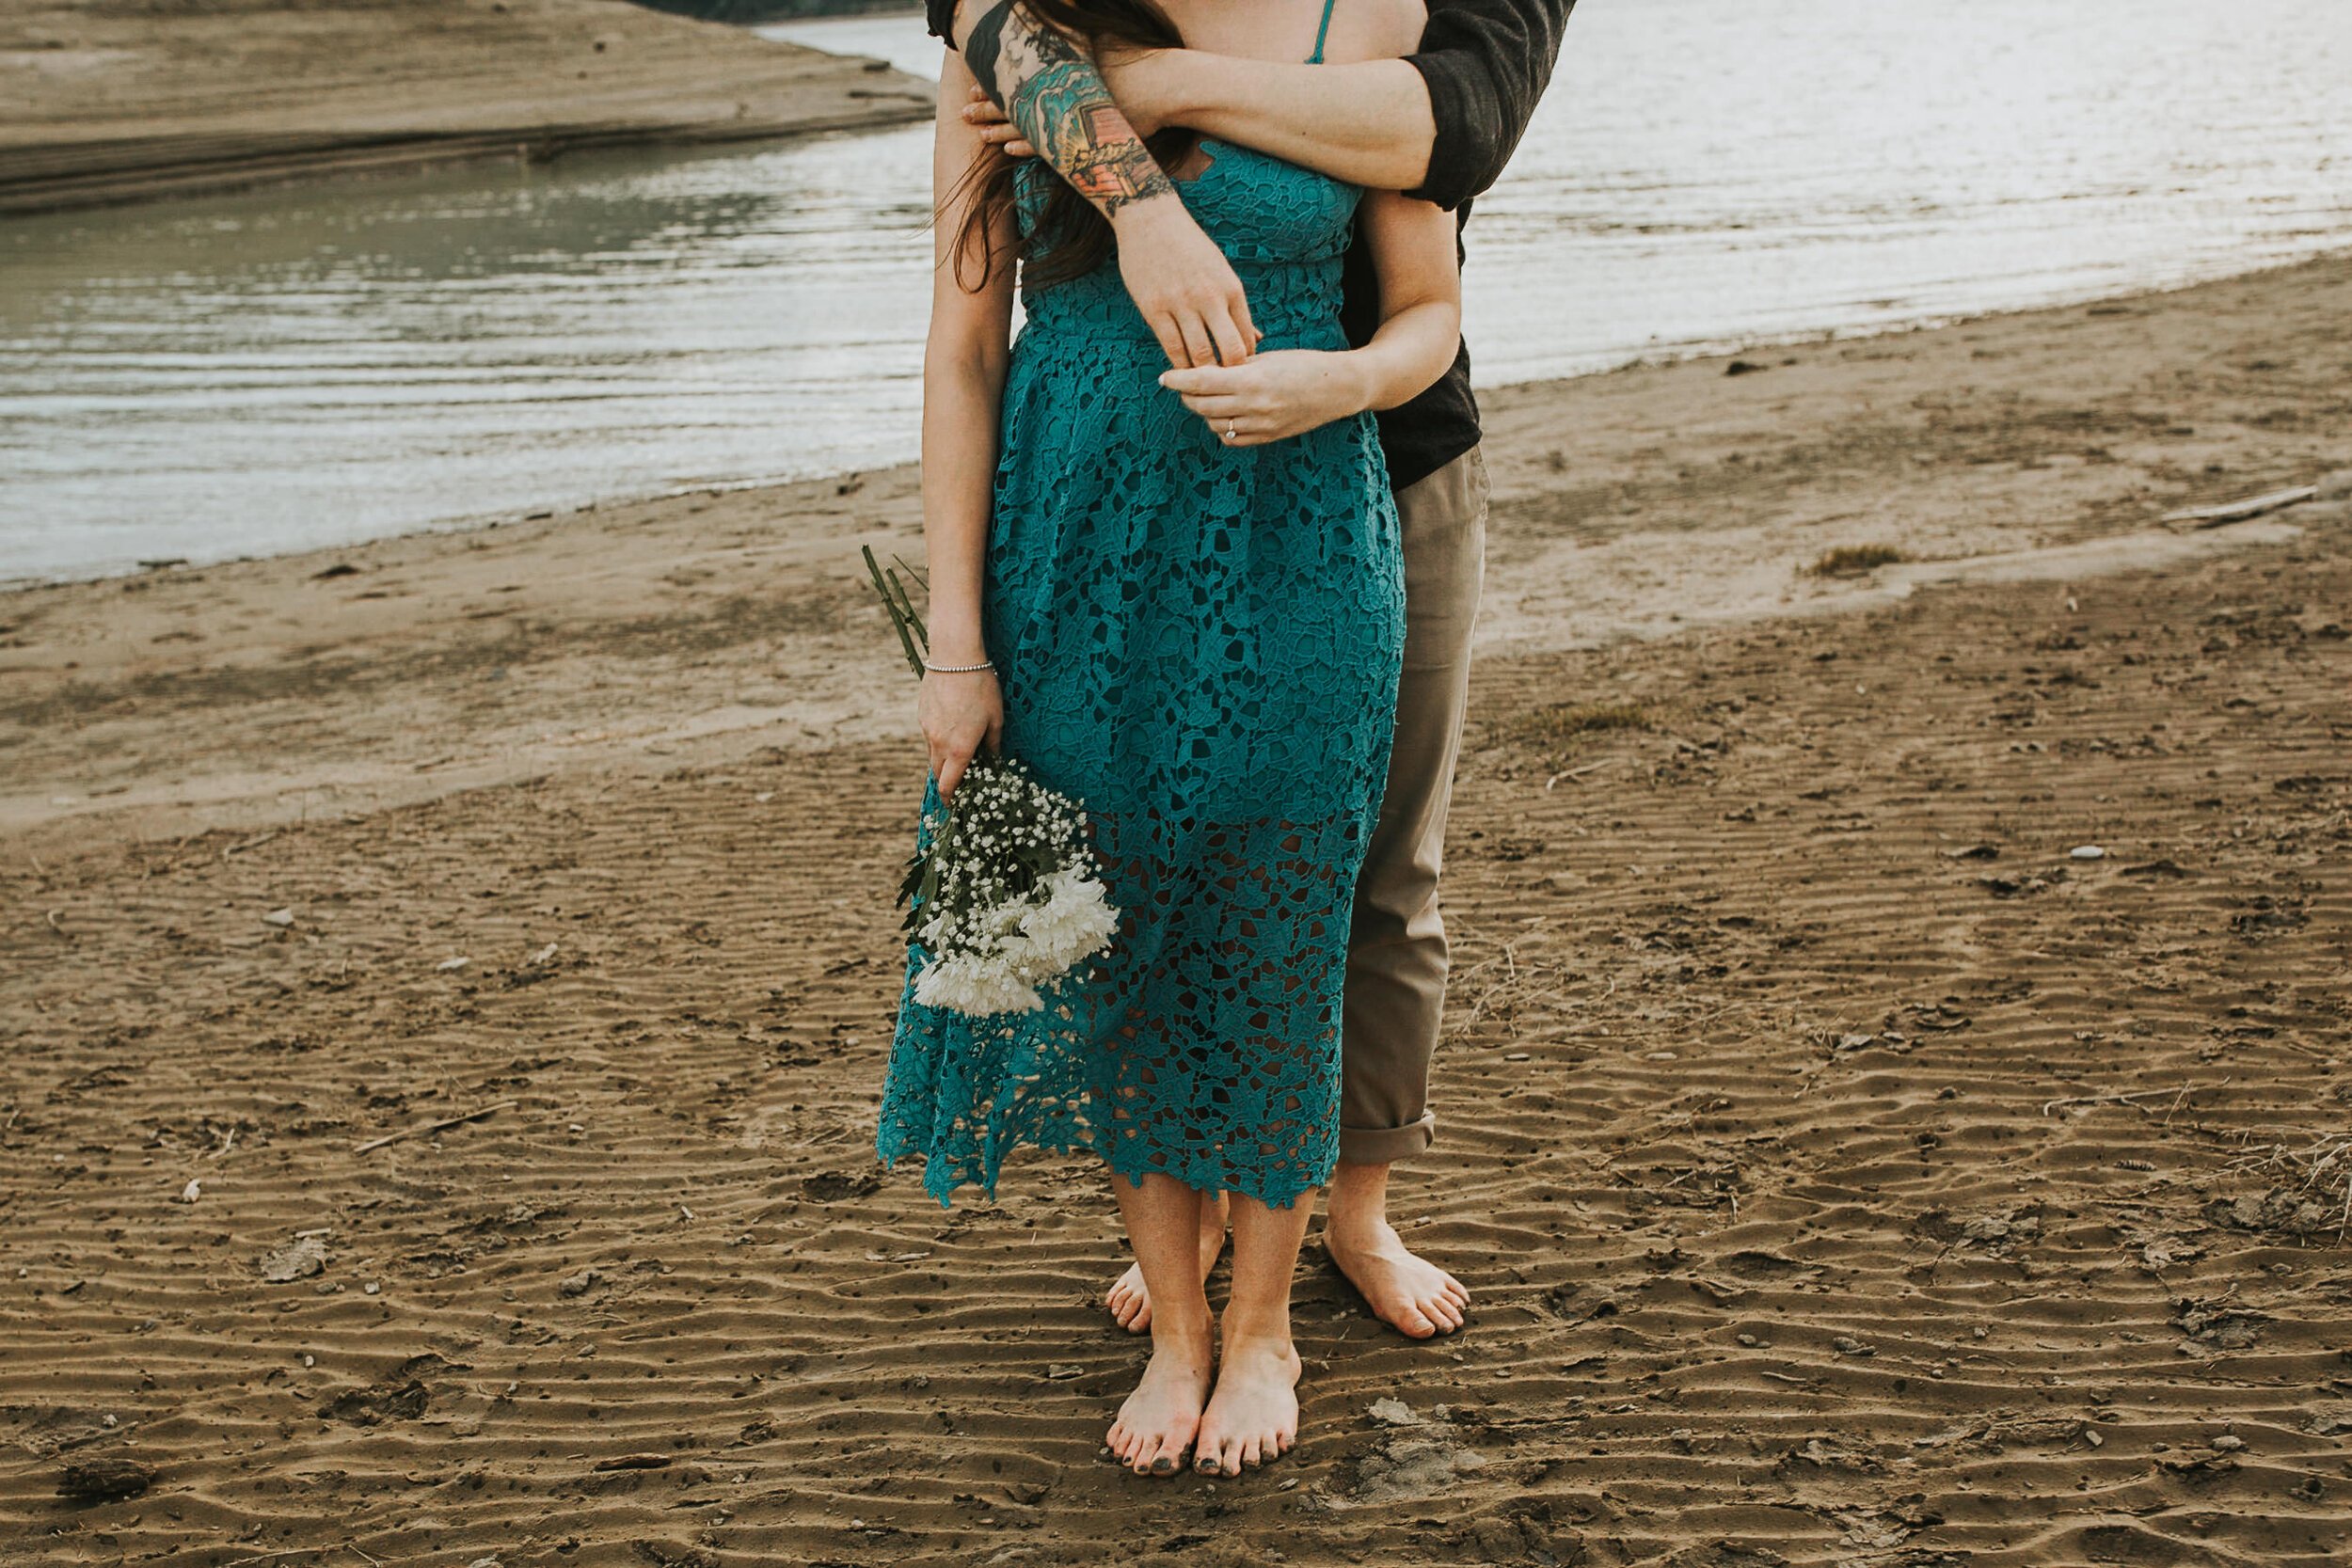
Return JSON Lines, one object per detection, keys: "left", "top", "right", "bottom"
{"left": 1507, "top": 700, "right": 1651, "bottom": 752}
{"left": 1808, "top": 544, "right": 1907, "bottom": 577}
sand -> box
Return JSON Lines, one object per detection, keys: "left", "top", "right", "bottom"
{"left": 0, "top": 0, "right": 934, "bottom": 214}
{"left": 3, "top": 253, "right": 2350, "bottom": 1564}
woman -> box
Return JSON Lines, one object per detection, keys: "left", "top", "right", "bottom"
{"left": 877, "top": 0, "right": 1460, "bottom": 1480}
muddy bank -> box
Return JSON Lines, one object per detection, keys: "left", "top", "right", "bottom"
{"left": 0, "top": 0, "right": 932, "bottom": 214}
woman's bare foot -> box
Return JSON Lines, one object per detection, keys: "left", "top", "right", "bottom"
{"left": 1107, "top": 1191, "right": 1229, "bottom": 1333}
{"left": 1192, "top": 1333, "right": 1302, "bottom": 1476}
{"left": 1325, "top": 1215, "right": 1468, "bottom": 1338}
{"left": 1104, "top": 1316, "right": 1215, "bottom": 1477}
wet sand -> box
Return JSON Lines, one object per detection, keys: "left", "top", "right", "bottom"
{"left": 3, "top": 255, "right": 2350, "bottom": 1564}
{"left": 0, "top": 0, "right": 933, "bottom": 214}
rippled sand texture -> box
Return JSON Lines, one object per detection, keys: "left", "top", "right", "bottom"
{"left": 3, "top": 266, "right": 2350, "bottom": 1565}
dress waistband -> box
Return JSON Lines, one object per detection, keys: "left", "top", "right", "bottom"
{"left": 1020, "top": 259, "right": 1348, "bottom": 349}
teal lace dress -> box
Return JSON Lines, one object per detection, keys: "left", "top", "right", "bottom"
{"left": 876, "top": 71, "right": 1405, "bottom": 1212}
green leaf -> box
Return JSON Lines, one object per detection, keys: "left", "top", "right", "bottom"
{"left": 862, "top": 545, "right": 926, "bottom": 679}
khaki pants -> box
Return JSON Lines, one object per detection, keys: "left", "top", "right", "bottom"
{"left": 1340, "top": 446, "right": 1490, "bottom": 1166}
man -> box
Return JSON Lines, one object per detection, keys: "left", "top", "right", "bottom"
{"left": 928, "top": 0, "right": 1576, "bottom": 1340}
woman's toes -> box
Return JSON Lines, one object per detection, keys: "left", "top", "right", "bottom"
{"left": 1241, "top": 1435, "right": 1264, "bottom": 1469}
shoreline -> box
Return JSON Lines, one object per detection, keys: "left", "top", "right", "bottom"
{"left": 13, "top": 247, "right": 2346, "bottom": 594}
{"left": 3, "top": 251, "right": 2348, "bottom": 853}
{"left": 0, "top": 0, "right": 932, "bottom": 216}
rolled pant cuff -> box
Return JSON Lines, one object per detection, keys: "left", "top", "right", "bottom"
{"left": 1338, "top": 1112, "right": 1437, "bottom": 1168}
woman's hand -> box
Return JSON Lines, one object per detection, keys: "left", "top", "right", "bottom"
{"left": 1159, "top": 350, "right": 1372, "bottom": 447}
{"left": 919, "top": 666, "right": 1004, "bottom": 799}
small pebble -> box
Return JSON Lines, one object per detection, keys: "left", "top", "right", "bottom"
{"left": 2071, "top": 845, "right": 2106, "bottom": 861}
{"left": 2213, "top": 1434, "right": 2245, "bottom": 1451}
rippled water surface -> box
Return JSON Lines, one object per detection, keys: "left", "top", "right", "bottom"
{"left": 5, "top": 0, "right": 2348, "bottom": 578}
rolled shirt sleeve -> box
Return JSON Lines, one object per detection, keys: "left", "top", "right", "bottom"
{"left": 1405, "top": 0, "right": 1576, "bottom": 212}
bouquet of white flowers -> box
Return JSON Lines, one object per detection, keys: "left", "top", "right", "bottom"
{"left": 866, "top": 548, "right": 1119, "bottom": 1017}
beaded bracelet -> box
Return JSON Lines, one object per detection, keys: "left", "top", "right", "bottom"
{"left": 923, "top": 657, "right": 995, "bottom": 673}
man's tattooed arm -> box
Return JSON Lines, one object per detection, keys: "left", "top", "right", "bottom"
{"left": 949, "top": 0, "right": 1255, "bottom": 367}
{"left": 959, "top": 0, "right": 1173, "bottom": 218}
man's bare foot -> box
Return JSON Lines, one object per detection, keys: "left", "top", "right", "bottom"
{"left": 1325, "top": 1218, "right": 1468, "bottom": 1338}
{"left": 1192, "top": 1333, "right": 1302, "bottom": 1475}
{"left": 1107, "top": 1191, "right": 1228, "bottom": 1333}
{"left": 1105, "top": 1319, "right": 1214, "bottom": 1477}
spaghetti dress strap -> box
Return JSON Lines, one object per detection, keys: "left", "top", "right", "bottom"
{"left": 1307, "top": 0, "right": 1337, "bottom": 64}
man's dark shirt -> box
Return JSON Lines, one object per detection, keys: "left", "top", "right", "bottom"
{"left": 925, "top": 0, "right": 1576, "bottom": 492}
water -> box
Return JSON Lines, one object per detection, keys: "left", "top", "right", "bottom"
{"left": 4, "top": 0, "right": 2347, "bottom": 581}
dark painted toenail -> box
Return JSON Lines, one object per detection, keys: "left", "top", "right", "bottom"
{"left": 1151, "top": 1456, "right": 1176, "bottom": 1475}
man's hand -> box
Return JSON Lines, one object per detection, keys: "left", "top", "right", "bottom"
{"left": 1118, "top": 202, "right": 1260, "bottom": 370}
{"left": 1160, "top": 350, "right": 1371, "bottom": 447}
{"left": 961, "top": 83, "right": 1038, "bottom": 157}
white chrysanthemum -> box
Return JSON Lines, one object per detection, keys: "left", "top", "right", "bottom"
{"left": 1017, "top": 868, "right": 1119, "bottom": 971}
{"left": 901, "top": 756, "right": 1120, "bottom": 1019}
{"left": 913, "top": 950, "right": 1043, "bottom": 1016}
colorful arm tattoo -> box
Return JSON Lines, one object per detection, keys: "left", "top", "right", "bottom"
{"left": 963, "top": 1, "right": 1175, "bottom": 217}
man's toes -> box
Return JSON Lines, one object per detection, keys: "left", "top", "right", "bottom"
{"left": 1128, "top": 1300, "right": 1153, "bottom": 1332}
{"left": 1391, "top": 1300, "right": 1438, "bottom": 1338}
{"left": 1441, "top": 1276, "right": 1470, "bottom": 1307}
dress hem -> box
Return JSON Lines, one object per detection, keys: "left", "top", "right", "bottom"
{"left": 876, "top": 1131, "right": 1325, "bottom": 1214}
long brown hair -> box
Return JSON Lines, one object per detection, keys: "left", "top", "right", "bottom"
{"left": 947, "top": 0, "right": 1201, "bottom": 293}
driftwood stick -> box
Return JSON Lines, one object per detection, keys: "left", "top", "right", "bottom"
{"left": 1545, "top": 758, "right": 1617, "bottom": 790}
{"left": 2162, "top": 484, "right": 2316, "bottom": 528}
{"left": 2040, "top": 1086, "right": 2181, "bottom": 1117}
{"left": 353, "top": 1099, "right": 516, "bottom": 1155}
